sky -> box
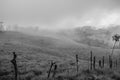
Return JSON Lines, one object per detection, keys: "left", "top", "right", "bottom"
{"left": 0, "top": 0, "right": 120, "bottom": 29}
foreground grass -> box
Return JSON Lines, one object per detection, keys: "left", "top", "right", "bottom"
{"left": 0, "top": 68, "right": 120, "bottom": 80}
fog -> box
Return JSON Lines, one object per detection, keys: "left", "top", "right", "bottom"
{"left": 0, "top": 0, "right": 120, "bottom": 30}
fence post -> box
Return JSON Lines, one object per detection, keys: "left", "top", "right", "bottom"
{"left": 90, "top": 51, "right": 93, "bottom": 70}
{"left": 109, "top": 55, "right": 112, "bottom": 69}
{"left": 116, "top": 59, "right": 117, "bottom": 68}
{"left": 52, "top": 64, "right": 57, "bottom": 78}
{"left": 0, "top": 61, "right": 1, "bottom": 71}
{"left": 76, "top": 54, "right": 79, "bottom": 74}
{"left": 47, "top": 61, "right": 55, "bottom": 78}
{"left": 114, "top": 59, "right": 117, "bottom": 69}
{"left": 93, "top": 56, "right": 96, "bottom": 70}
{"left": 11, "top": 52, "right": 18, "bottom": 80}
{"left": 102, "top": 56, "right": 104, "bottom": 68}
{"left": 99, "top": 60, "right": 102, "bottom": 68}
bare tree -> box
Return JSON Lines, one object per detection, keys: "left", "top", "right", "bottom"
{"left": 111, "top": 34, "right": 120, "bottom": 56}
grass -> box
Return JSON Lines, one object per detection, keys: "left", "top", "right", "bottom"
{"left": 0, "top": 31, "right": 120, "bottom": 80}
{"left": 0, "top": 48, "right": 120, "bottom": 80}
{"left": 1, "top": 63, "right": 120, "bottom": 80}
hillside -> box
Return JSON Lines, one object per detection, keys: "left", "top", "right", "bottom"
{"left": 0, "top": 30, "right": 119, "bottom": 60}
{"left": 57, "top": 25, "right": 120, "bottom": 49}
{"left": 0, "top": 28, "right": 120, "bottom": 80}
{"left": 0, "top": 31, "right": 87, "bottom": 60}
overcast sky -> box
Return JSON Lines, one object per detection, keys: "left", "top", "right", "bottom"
{"left": 0, "top": 0, "right": 120, "bottom": 29}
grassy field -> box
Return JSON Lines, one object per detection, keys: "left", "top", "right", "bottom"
{"left": 0, "top": 31, "right": 120, "bottom": 80}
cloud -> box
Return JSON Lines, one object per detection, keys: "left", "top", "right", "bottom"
{"left": 53, "top": 10, "right": 120, "bottom": 29}
{"left": 1, "top": 0, "right": 120, "bottom": 29}
{"left": 99, "top": 12, "right": 120, "bottom": 26}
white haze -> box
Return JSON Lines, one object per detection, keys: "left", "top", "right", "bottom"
{"left": 0, "top": 0, "right": 120, "bottom": 30}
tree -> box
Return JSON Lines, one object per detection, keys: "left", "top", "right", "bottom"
{"left": 111, "top": 34, "right": 120, "bottom": 56}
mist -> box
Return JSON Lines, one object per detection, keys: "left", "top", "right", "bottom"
{"left": 1, "top": 0, "right": 120, "bottom": 30}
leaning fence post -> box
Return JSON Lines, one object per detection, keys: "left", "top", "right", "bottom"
{"left": 11, "top": 52, "right": 18, "bottom": 80}
{"left": 90, "top": 51, "right": 93, "bottom": 70}
{"left": 52, "top": 64, "right": 57, "bottom": 78}
{"left": 47, "top": 61, "right": 55, "bottom": 78}
{"left": 93, "top": 56, "right": 96, "bottom": 70}
{"left": 76, "top": 54, "right": 79, "bottom": 74}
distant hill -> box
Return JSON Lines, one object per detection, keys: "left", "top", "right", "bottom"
{"left": 1, "top": 25, "right": 120, "bottom": 61}
{"left": 57, "top": 25, "right": 120, "bottom": 49}
{"left": 0, "top": 31, "right": 87, "bottom": 60}
{"left": 0, "top": 30, "right": 120, "bottom": 62}
{"left": 6, "top": 24, "right": 120, "bottom": 49}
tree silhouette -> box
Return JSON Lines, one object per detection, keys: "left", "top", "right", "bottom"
{"left": 111, "top": 34, "right": 120, "bottom": 56}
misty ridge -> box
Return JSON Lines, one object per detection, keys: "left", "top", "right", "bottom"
{"left": 3, "top": 24, "right": 120, "bottom": 49}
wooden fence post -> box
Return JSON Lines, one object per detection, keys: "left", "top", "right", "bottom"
{"left": 76, "top": 54, "right": 79, "bottom": 74}
{"left": 102, "top": 56, "right": 104, "bottom": 68}
{"left": 109, "top": 55, "right": 112, "bottom": 69}
{"left": 116, "top": 59, "right": 117, "bottom": 68}
{"left": 90, "top": 51, "right": 93, "bottom": 70}
{"left": 11, "top": 52, "right": 18, "bottom": 80}
{"left": 47, "top": 61, "right": 55, "bottom": 78}
{"left": 0, "top": 61, "right": 1, "bottom": 71}
{"left": 52, "top": 64, "right": 57, "bottom": 78}
{"left": 93, "top": 56, "right": 96, "bottom": 70}
{"left": 99, "top": 60, "right": 102, "bottom": 68}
